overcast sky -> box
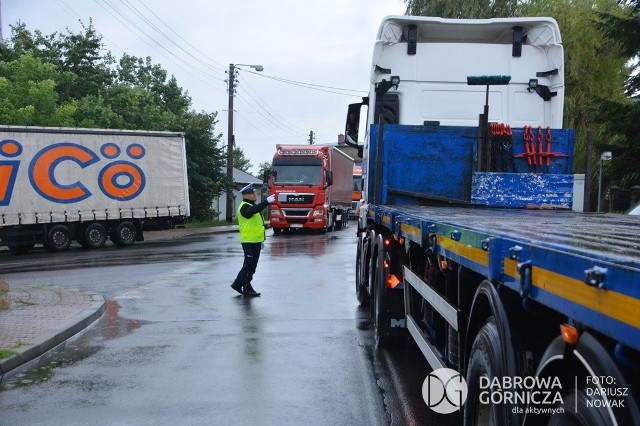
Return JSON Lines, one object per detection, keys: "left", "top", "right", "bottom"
{"left": 1, "top": 0, "right": 407, "bottom": 173}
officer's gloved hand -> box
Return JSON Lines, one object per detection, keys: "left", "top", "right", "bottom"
{"left": 267, "top": 194, "right": 276, "bottom": 203}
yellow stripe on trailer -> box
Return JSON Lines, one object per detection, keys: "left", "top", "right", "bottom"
{"left": 436, "top": 235, "right": 489, "bottom": 267}
{"left": 504, "top": 258, "right": 640, "bottom": 329}
{"left": 400, "top": 223, "right": 422, "bottom": 240}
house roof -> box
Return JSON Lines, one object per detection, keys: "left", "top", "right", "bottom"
{"left": 332, "top": 144, "right": 362, "bottom": 164}
{"left": 233, "top": 168, "right": 262, "bottom": 185}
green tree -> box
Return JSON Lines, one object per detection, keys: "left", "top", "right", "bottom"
{"left": 184, "top": 112, "right": 226, "bottom": 220}
{"left": 0, "top": 54, "right": 75, "bottom": 126}
{"left": 257, "top": 161, "right": 272, "bottom": 181}
{"left": 588, "top": 0, "right": 640, "bottom": 188}
{"left": 596, "top": 0, "right": 640, "bottom": 95}
{"left": 405, "top": 0, "right": 517, "bottom": 18}
{"left": 233, "top": 147, "right": 253, "bottom": 172}
{"left": 2, "top": 21, "right": 116, "bottom": 103}
{"left": 117, "top": 54, "right": 190, "bottom": 115}
{"left": 520, "top": 0, "right": 629, "bottom": 176}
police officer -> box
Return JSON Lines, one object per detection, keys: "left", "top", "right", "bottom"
{"left": 230, "top": 184, "right": 275, "bottom": 296}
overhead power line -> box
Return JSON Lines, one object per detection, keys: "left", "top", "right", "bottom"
{"left": 245, "top": 69, "right": 367, "bottom": 97}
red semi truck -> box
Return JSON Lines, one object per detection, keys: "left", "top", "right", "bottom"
{"left": 267, "top": 145, "right": 352, "bottom": 234}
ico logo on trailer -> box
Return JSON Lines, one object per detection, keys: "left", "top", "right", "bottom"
{"left": 0, "top": 139, "right": 147, "bottom": 205}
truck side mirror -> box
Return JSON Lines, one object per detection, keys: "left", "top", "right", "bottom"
{"left": 325, "top": 170, "right": 333, "bottom": 187}
{"left": 345, "top": 103, "right": 362, "bottom": 145}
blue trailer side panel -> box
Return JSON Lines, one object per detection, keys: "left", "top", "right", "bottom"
{"left": 369, "top": 125, "right": 476, "bottom": 204}
{"left": 368, "top": 124, "right": 575, "bottom": 208}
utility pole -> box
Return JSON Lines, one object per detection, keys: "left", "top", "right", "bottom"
{"left": 308, "top": 130, "right": 314, "bottom": 145}
{"left": 225, "top": 63, "right": 264, "bottom": 223}
{"left": 226, "top": 64, "right": 236, "bottom": 223}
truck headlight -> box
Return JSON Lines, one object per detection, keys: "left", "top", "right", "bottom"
{"left": 270, "top": 208, "right": 281, "bottom": 216}
{"left": 313, "top": 209, "right": 324, "bottom": 216}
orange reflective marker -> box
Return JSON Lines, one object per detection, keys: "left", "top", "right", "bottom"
{"left": 387, "top": 274, "right": 401, "bottom": 289}
{"left": 560, "top": 323, "right": 579, "bottom": 345}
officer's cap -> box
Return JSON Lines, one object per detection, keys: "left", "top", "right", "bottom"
{"left": 240, "top": 184, "right": 255, "bottom": 194}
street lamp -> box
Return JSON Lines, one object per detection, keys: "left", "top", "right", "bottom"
{"left": 597, "top": 151, "right": 612, "bottom": 212}
{"left": 226, "top": 63, "right": 264, "bottom": 222}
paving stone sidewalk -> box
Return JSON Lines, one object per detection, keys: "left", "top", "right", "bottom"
{"left": 0, "top": 285, "right": 105, "bottom": 381}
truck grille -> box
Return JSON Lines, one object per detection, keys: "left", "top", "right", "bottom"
{"left": 280, "top": 193, "right": 315, "bottom": 204}
{"left": 282, "top": 208, "right": 311, "bottom": 217}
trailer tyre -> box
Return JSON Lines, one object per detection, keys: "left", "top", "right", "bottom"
{"left": 373, "top": 248, "right": 406, "bottom": 347}
{"left": 112, "top": 221, "right": 136, "bottom": 247}
{"left": 81, "top": 223, "right": 108, "bottom": 249}
{"left": 464, "top": 317, "right": 510, "bottom": 426}
{"left": 327, "top": 212, "right": 334, "bottom": 232}
{"left": 47, "top": 225, "right": 72, "bottom": 252}
{"left": 355, "top": 235, "right": 370, "bottom": 306}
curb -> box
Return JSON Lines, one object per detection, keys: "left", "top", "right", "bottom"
{"left": 0, "top": 291, "right": 106, "bottom": 382}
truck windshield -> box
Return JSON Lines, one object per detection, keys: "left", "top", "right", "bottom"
{"left": 273, "top": 165, "right": 322, "bottom": 186}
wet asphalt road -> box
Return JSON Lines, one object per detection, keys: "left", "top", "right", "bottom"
{"left": 0, "top": 226, "right": 459, "bottom": 425}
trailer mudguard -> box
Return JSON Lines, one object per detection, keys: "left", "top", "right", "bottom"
{"left": 465, "top": 281, "right": 517, "bottom": 376}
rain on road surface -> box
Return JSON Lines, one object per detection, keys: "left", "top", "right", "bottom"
{"left": 0, "top": 226, "right": 458, "bottom": 425}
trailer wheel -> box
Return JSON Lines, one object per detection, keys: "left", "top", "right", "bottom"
{"left": 112, "top": 221, "right": 136, "bottom": 247}
{"left": 47, "top": 225, "right": 72, "bottom": 252}
{"left": 464, "top": 317, "right": 510, "bottom": 426}
{"left": 355, "top": 234, "right": 370, "bottom": 305}
{"left": 373, "top": 246, "right": 406, "bottom": 347}
{"left": 373, "top": 260, "right": 391, "bottom": 347}
{"left": 327, "top": 212, "right": 334, "bottom": 232}
{"left": 81, "top": 223, "right": 107, "bottom": 249}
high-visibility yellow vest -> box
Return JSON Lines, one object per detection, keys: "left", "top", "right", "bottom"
{"left": 238, "top": 201, "right": 265, "bottom": 243}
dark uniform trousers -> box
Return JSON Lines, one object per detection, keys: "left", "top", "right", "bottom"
{"left": 233, "top": 242, "right": 262, "bottom": 289}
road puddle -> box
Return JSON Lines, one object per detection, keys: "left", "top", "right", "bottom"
{"left": 1, "top": 300, "right": 147, "bottom": 390}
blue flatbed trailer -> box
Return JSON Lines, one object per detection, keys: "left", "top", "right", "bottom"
{"left": 354, "top": 121, "right": 640, "bottom": 425}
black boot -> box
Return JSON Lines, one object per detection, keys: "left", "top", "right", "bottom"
{"left": 243, "top": 284, "right": 261, "bottom": 297}
{"left": 230, "top": 281, "right": 243, "bottom": 295}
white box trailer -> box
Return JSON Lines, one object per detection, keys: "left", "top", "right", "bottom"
{"left": 0, "top": 126, "right": 189, "bottom": 252}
